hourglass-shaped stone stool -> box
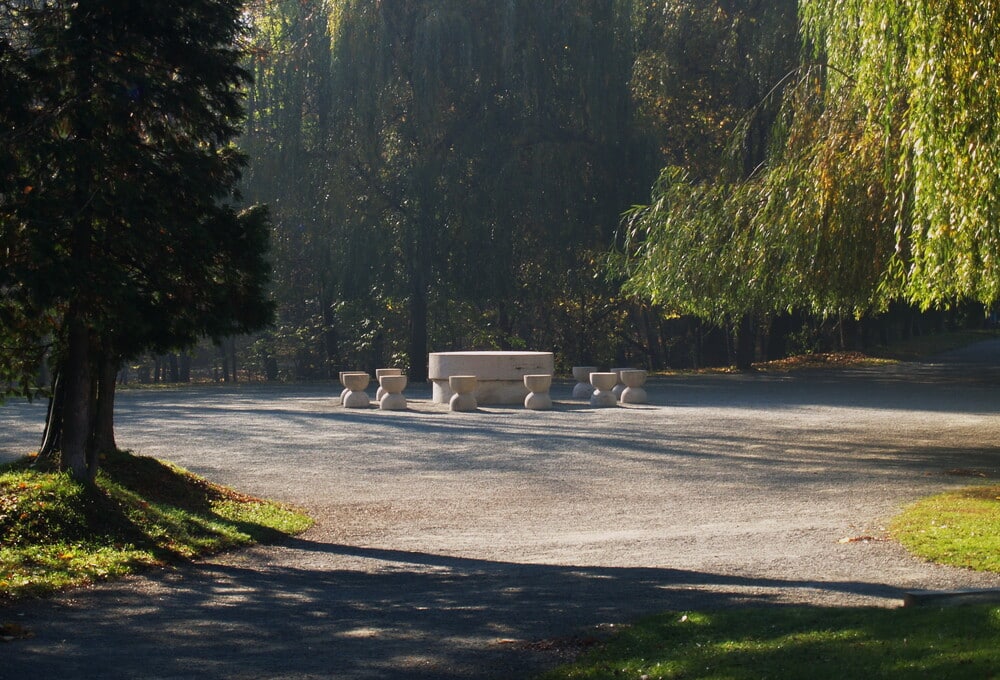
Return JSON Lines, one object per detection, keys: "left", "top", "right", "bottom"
{"left": 611, "top": 367, "right": 630, "bottom": 400}
{"left": 340, "top": 371, "right": 367, "bottom": 403}
{"left": 378, "top": 374, "right": 408, "bottom": 411}
{"left": 589, "top": 372, "right": 619, "bottom": 408}
{"left": 571, "top": 366, "right": 598, "bottom": 399}
{"left": 375, "top": 368, "right": 403, "bottom": 402}
{"left": 448, "top": 375, "right": 478, "bottom": 412}
{"left": 619, "top": 369, "right": 648, "bottom": 404}
{"left": 342, "top": 372, "right": 371, "bottom": 408}
{"left": 523, "top": 374, "right": 553, "bottom": 410}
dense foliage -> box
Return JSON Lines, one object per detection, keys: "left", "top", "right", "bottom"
{"left": 618, "top": 1, "right": 1000, "bottom": 334}
{"left": 239, "top": 0, "right": 811, "bottom": 379}
{"left": 0, "top": 0, "right": 272, "bottom": 480}
{"left": 241, "top": 0, "right": 658, "bottom": 380}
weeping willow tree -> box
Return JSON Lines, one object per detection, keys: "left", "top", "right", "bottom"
{"left": 618, "top": 1, "right": 1000, "bottom": 348}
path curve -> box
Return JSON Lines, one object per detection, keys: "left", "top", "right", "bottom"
{"left": 2, "top": 343, "right": 999, "bottom": 678}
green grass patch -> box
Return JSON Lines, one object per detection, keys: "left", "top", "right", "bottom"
{"left": 539, "top": 605, "right": 1000, "bottom": 680}
{"left": 0, "top": 449, "right": 312, "bottom": 601}
{"left": 891, "top": 485, "right": 1000, "bottom": 572}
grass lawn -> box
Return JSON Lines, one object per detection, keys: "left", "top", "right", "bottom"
{"left": 0, "top": 449, "right": 312, "bottom": 602}
{"left": 891, "top": 485, "right": 1000, "bottom": 573}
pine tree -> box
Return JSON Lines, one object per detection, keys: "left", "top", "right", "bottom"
{"left": 1, "top": 0, "right": 273, "bottom": 481}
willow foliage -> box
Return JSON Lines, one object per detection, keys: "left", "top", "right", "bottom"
{"left": 620, "top": 1, "right": 1000, "bottom": 320}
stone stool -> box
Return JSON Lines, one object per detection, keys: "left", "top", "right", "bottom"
{"left": 378, "top": 374, "right": 408, "bottom": 411}
{"left": 340, "top": 371, "right": 367, "bottom": 403}
{"left": 589, "top": 372, "right": 619, "bottom": 408}
{"left": 571, "top": 365, "right": 598, "bottom": 399}
{"left": 342, "top": 372, "right": 371, "bottom": 409}
{"left": 619, "top": 369, "right": 648, "bottom": 404}
{"left": 611, "top": 367, "right": 629, "bottom": 400}
{"left": 375, "top": 368, "right": 403, "bottom": 402}
{"left": 448, "top": 375, "right": 478, "bottom": 412}
{"left": 523, "top": 374, "right": 553, "bottom": 410}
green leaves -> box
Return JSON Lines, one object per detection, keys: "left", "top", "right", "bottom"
{"left": 800, "top": 0, "right": 1000, "bottom": 309}
{"left": 618, "top": 1, "right": 1000, "bottom": 321}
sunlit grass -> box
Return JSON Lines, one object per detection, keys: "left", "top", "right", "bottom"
{"left": 0, "top": 450, "right": 312, "bottom": 601}
{"left": 539, "top": 606, "right": 1000, "bottom": 679}
{"left": 891, "top": 485, "right": 1000, "bottom": 572}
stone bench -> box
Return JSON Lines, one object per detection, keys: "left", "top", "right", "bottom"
{"left": 428, "top": 351, "right": 554, "bottom": 405}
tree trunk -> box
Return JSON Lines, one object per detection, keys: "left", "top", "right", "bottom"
{"left": 408, "top": 282, "right": 428, "bottom": 382}
{"left": 179, "top": 354, "right": 191, "bottom": 382}
{"left": 92, "top": 344, "right": 118, "bottom": 455}
{"left": 734, "top": 314, "right": 756, "bottom": 371}
{"left": 60, "top": 310, "right": 93, "bottom": 482}
{"left": 39, "top": 372, "right": 64, "bottom": 460}
{"left": 168, "top": 353, "right": 179, "bottom": 382}
{"left": 228, "top": 338, "right": 238, "bottom": 384}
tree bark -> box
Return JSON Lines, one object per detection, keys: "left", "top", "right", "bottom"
{"left": 734, "top": 314, "right": 756, "bottom": 371}
{"left": 92, "top": 344, "right": 118, "bottom": 455}
{"left": 408, "top": 282, "right": 428, "bottom": 382}
{"left": 60, "top": 310, "right": 93, "bottom": 482}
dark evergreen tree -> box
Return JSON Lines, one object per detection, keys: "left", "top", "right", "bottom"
{"left": 1, "top": 0, "right": 272, "bottom": 481}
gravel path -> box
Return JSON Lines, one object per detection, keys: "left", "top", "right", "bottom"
{"left": 2, "top": 343, "right": 1000, "bottom": 679}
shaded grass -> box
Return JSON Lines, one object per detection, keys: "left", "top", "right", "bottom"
{"left": 539, "top": 605, "right": 1000, "bottom": 680}
{"left": 0, "top": 449, "right": 312, "bottom": 601}
{"left": 891, "top": 484, "right": 1000, "bottom": 572}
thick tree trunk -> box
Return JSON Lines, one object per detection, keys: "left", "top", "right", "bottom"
{"left": 408, "top": 283, "right": 428, "bottom": 382}
{"left": 60, "top": 311, "right": 93, "bottom": 482}
{"left": 92, "top": 346, "right": 118, "bottom": 455}
{"left": 405, "top": 207, "right": 432, "bottom": 383}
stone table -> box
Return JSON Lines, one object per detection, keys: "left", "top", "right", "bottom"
{"left": 428, "top": 351, "right": 554, "bottom": 405}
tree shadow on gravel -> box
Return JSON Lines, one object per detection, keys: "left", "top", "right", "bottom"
{"left": 2, "top": 538, "right": 907, "bottom": 680}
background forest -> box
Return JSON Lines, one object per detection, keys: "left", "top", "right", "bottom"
{"left": 114, "top": 1, "right": 1000, "bottom": 382}
{"left": 232, "top": 0, "right": 803, "bottom": 382}
{"left": 232, "top": 0, "right": 984, "bottom": 380}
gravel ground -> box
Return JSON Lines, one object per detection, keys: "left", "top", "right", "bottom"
{"left": 2, "top": 342, "right": 1000, "bottom": 679}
